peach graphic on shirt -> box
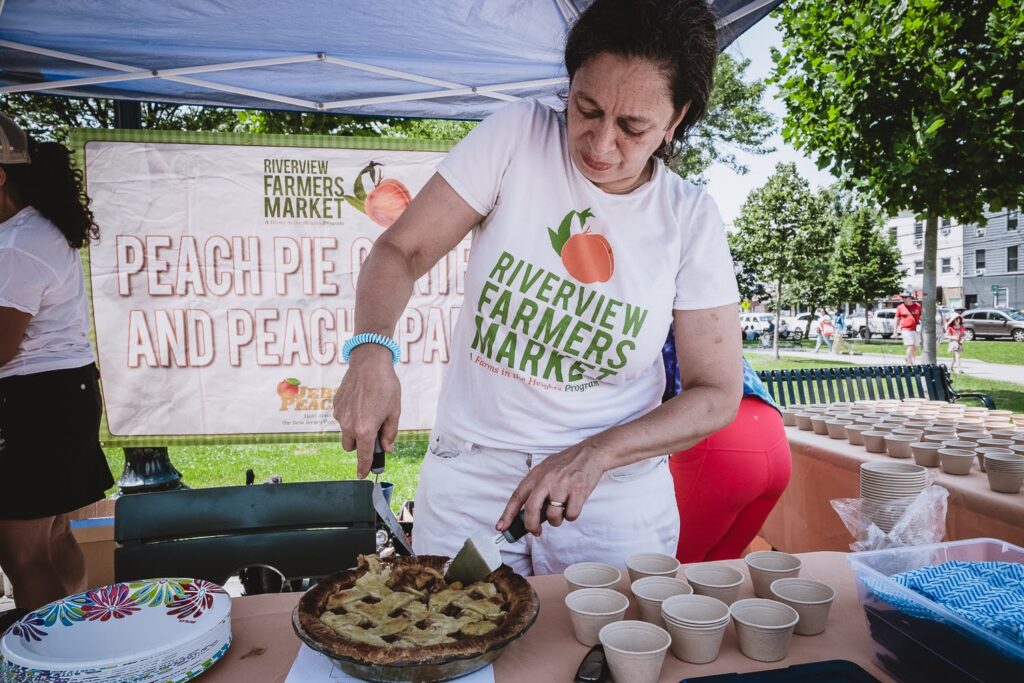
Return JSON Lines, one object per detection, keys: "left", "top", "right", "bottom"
{"left": 547, "top": 208, "right": 614, "bottom": 284}
{"left": 345, "top": 161, "right": 412, "bottom": 228}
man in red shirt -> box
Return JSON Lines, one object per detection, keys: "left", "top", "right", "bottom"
{"left": 895, "top": 291, "right": 923, "bottom": 365}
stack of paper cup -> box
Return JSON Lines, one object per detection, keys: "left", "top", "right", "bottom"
{"left": 859, "top": 461, "right": 927, "bottom": 532}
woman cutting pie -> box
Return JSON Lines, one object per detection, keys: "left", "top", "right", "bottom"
{"left": 333, "top": 0, "right": 743, "bottom": 575}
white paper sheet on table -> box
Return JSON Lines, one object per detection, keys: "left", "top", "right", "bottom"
{"left": 285, "top": 644, "right": 496, "bottom": 682}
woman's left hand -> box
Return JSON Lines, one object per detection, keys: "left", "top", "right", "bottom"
{"left": 496, "top": 441, "right": 609, "bottom": 536}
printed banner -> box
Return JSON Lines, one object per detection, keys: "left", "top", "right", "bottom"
{"left": 80, "top": 132, "right": 464, "bottom": 443}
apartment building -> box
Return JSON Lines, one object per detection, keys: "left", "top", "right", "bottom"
{"left": 886, "top": 210, "right": 964, "bottom": 307}
{"left": 962, "top": 208, "right": 1024, "bottom": 310}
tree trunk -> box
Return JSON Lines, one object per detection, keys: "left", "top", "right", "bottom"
{"left": 922, "top": 213, "right": 939, "bottom": 364}
{"left": 774, "top": 279, "right": 782, "bottom": 360}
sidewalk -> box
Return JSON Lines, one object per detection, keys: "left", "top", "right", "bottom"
{"left": 747, "top": 346, "right": 1024, "bottom": 386}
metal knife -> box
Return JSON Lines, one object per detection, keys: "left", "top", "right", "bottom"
{"left": 368, "top": 435, "right": 414, "bottom": 556}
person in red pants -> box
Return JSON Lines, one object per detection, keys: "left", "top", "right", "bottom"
{"left": 662, "top": 331, "right": 791, "bottom": 562}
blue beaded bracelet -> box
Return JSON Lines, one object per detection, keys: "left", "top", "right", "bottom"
{"left": 342, "top": 333, "right": 401, "bottom": 365}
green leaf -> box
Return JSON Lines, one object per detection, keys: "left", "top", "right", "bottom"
{"left": 924, "top": 117, "right": 945, "bottom": 135}
{"left": 354, "top": 172, "right": 367, "bottom": 201}
{"left": 286, "top": 378, "right": 301, "bottom": 386}
{"left": 343, "top": 195, "right": 365, "bottom": 214}
{"left": 548, "top": 210, "right": 577, "bottom": 256}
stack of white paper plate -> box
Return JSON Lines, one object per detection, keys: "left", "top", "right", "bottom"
{"left": 0, "top": 578, "right": 231, "bottom": 682}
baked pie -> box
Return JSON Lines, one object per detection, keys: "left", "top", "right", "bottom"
{"left": 293, "top": 554, "right": 539, "bottom": 668}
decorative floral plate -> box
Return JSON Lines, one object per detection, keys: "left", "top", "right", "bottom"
{"left": 0, "top": 578, "right": 231, "bottom": 681}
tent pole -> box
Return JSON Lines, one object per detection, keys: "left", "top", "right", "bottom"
{"left": 111, "top": 100, "right": 186, "bottom": 496}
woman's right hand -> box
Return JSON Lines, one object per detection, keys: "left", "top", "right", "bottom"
{"left": 333, "top": 344, "right": 402, "bottom": 478}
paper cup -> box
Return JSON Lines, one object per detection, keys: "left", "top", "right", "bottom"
{"left": 564, "top": 562, "right": 621, "bottom": 593}
{"left": 683, "top": 564, "right": 745, "bottom": 605}
{"left": 565, "top": 587, "right": 629, "bottom": 646}
{"left": 599, "top": 620, "right": 671, "bottom": 683}
{"left": 862, "top": 431, "right": 888, "bottom": 453}
{"left": 810, "top": 416, "right": 830, "bottom": 435}
{"left": 987, "top": 468, "right": 1024, "bottom": 494}
{"left": 660, "top": 595, "right": 730, "bottom": 664}
{"left": 884, "top": 434, "right": 916, "bottom": 458}
{"left": 845, "top": 423, "right": 874, "bottom": 446}
{"left": 910, "top": 442, "right": 943, "bottom": 467}
{"left": 939, "top": 448, "right": 975, "bottom": 475}
{"left": 729, "top": 599, "right": 799, "bottom": 662}
{"left": 769, "top": 578, "right": 836, "bottom": 636}
{"left": 744, "top": 551, "right": 802, "bottom": 598}
{"left": 630, "top": 576, "right": 692, "bottom": 628}
{"left": 625, "top": 553, "right": 680, "bottom": 584}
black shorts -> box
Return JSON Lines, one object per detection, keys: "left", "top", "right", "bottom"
{"left": 0, "top": 364, "right": 114, "bottom": 520}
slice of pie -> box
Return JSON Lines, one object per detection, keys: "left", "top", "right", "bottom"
{"left": 294, "top": 554, "right": 539, "bottom": 668}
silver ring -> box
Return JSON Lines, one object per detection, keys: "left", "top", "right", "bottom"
{"left": 548, "top": 500, "right": 566, "bottom": 508}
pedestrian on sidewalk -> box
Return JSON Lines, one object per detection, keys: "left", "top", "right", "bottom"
{"left": 814, "top": 311, "right": 834, "bottom": 353}
{"left": 831, "top": 307, "right": 850, "bottom": 355}
{"left": 946, "top": 313, "right": 966, "bottom": 373}
{"left": 895, "top": 291, "right": 922, "bottom": 365}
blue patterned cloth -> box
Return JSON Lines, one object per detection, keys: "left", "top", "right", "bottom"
{"left": 661, "top": 328, "right": 779, "bottom": 413}
{"left": 876, "top": 561, "right": 1024, "bottom": 647}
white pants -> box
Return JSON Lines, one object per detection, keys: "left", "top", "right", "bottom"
{"left": 411, "top": 431, "right": 680, "bottom": 576}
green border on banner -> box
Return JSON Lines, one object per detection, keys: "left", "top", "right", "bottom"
{"left": 69, "top": 128, "right": 454, "bottom": 448}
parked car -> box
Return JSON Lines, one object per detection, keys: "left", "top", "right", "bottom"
{"left": 847, "top": 309, "right": 896, "bottom": 339}
{"left": 783, "top": 313, "right": 820, "bottom": 341}
{"left": 961, "top": 308, "right": 1024, "bottom": 342}
{"left": 740, "top": 313, "right": 776, "bottom": 334}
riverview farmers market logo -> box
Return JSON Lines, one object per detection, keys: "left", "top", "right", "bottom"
{"left": 277, "top": 378, "right": 334, "bottom": 411}
{"left": 263, "top": 158, "right": 411, "bottom": 226}
{"left": 469, "top": 208, "right": 646, "bottom": 392}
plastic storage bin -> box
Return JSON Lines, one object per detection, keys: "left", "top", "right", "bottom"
{"left": 847, "top": 538, "right": 1024, "bottom": 683}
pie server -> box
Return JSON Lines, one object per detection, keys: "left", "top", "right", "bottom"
{"left": 369, "top": 436, "right": 414, "bottom": 556}
{"left": 443, "top": 502, "right": 550, "bottom": 585}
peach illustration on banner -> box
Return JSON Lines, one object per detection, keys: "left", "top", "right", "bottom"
{"left": 343, "top": 161, "right": 412, "bottom": 228}
{"left": 277, "top": 378, "right": 301, "bottom": 399}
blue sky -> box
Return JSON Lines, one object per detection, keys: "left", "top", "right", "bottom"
{"left": 705, "top": 15, "right": 837, "bottom": 224}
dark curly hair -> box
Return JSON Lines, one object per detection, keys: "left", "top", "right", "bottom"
{"left": 2, "top": 139, "right": 99, "bottom": 249}
{"left": 564, "top": 0, "right": 718, "bottom": 160}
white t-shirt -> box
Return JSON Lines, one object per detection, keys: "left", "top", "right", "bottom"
{"left": 433, "top": 99, "right": 738, "bottom": 454}
{"left": 0, "top": 206, "right": 95, "bottom": 378}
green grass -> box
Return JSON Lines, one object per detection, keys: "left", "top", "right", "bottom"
{"left": 848, "top": 339, "right": 1024, "bottom": 365}
{"left": 744, "top": 337, "right": 1024, "bottom": 365}
{"left": 103, "top": 440, "right": 427, "bottom": 511}
{"left": 98, "top": 356, "right": 1020, "bottom": 498}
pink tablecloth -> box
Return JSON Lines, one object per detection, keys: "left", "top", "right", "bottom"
{"left": 760, "top": 426, "right": 1024, "bottom": 553}
{"left": 202, "top": 551, "right": 893, "bottom": 682}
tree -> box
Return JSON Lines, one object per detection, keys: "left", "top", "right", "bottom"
{"left": 0, "top": 94, "right": 473, "bottom": 142}
{"left": 772, "top": 0, "right": 1024, "bottom": 363}
{"left": 826, "top": 198, "right": 907, "bottom": 323}
{"left": 730, "top": 162, "right": 833, "bottom": 357}
{"left": 670, "top": 53, "right": 775, "bottom": 181}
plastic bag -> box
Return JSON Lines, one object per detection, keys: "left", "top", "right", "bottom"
{"left": 830, "top": 484, "right": 949, "bottom": 552}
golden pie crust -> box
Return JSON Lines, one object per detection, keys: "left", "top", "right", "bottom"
{"left": 295, "top": 555, "right": 538, "bottom": 666}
